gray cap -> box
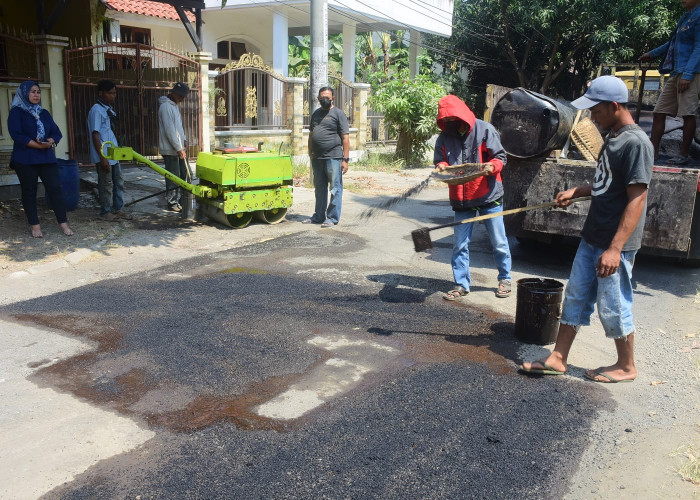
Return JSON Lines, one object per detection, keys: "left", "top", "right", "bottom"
{"left": 571, "top": 75, "right": 628, "bottom": 109}
{"left": 171, "top": 82, "right": 190, "bottom": 98}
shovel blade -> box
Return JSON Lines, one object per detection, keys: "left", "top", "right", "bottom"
{"left": 412, "top": 228, "right": 433, "bottom": 252}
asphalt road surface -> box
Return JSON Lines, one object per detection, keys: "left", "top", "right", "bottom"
{"left": 1, "top": 181, "right": 697, "bottom": 499}
{"left": 3, "top": 231, "right": 603, "bottom": 499}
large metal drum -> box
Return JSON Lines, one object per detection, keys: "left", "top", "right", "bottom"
{"left": 491, "top": 88, "right": 575, "bottom": 158}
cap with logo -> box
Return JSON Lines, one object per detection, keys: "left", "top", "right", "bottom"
{"left": 171, "top": 82, "right": 190, "bottom": 98}
{"left": 571, "top": 75, "right": 628, "bottom": 109}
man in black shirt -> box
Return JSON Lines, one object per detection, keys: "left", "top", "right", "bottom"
{"left": 521, "top": 76, "right": 653, "bottom": 383}
{"left": 303, "top": 87, "right": 350, "bottom": 228}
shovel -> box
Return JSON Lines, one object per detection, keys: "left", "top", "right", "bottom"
{"left": 359, "top": 163, "right": 490, "bottom": 220}
{"left": 411, "top": 196, "right": 591, "bottom": 252}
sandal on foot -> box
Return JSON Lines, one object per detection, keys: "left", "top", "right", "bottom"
{"left": 496, "top": 279, "right": 511, "bottom": 298}
{"left": 443, "top": 286, "right": 468, "bottom": 301}
{"left": 584, "top": 370, "right": 635, "bottom": 383}
{"left": 519, "top": 361, "right": 565, "bottom": 375}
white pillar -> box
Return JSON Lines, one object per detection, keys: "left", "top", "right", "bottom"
{"left": 409, "top": 30, "right": 420, "bottom": 79}
{"left": 189, "top": 52, "right": 212, "bottom": 153}
{"left": 35, "top": 35, "right": 70, "bottom": 159}
{"left": 272, "top": 11, "right": 288, "bottom": 77}
{"left": 342, "top": 23, "right": 356, "bottom": 83}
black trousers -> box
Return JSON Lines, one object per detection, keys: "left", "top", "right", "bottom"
{"left": 13, "top": 162, "right": 67, "bottom": 225}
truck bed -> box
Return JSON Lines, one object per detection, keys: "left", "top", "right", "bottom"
{"left": 502, "top": 156, "right": 700, "bottom": 261}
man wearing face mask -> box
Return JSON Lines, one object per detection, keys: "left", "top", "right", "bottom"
{"left": 434, "top": 94, "right": 512, "bottom": 300}
{"left": 303, "top": 87, "right": 350, "bottom": 228}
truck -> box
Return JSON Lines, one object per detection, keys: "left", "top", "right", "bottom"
{"left": 486, "top": 85, "right": 700, "bottom": 266}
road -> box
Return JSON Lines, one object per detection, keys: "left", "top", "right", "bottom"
{"left": 1, "top": 174, "right": 698, "bottom": 499}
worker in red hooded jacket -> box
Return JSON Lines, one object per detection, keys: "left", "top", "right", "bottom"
{"left": 434, "top": 94, "right": 512, "bottom": 299}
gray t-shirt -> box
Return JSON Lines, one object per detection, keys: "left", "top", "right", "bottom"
{"left": 309, "top": 106, "right": 349, "bottom": 159}
{"left": 581, "top": 124, "right": 653, "bottom": 252}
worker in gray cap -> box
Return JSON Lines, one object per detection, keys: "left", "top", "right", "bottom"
{"left": 158, "top": 82, "right": 190, "bottom": 212}
{"left": 521, "top": 75, "right": 653, "bottom": 384}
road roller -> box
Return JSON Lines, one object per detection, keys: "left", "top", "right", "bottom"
{"left": 101, "top": 142, "right": 293, "bottom": 228}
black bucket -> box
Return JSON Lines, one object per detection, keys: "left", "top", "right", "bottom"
{"left": 514, "top": 278, "right": 564, "bottom": 344}
{"left": 490, "top": 88, "right": 575, "bottom": 158}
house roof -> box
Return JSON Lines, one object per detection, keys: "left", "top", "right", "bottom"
{"left": 102, "top": 0, "right": 197, "bottom": 22}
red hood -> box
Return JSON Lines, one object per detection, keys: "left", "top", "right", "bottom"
{"left": 436, "top": 95, "right": 476, "bottom": 133}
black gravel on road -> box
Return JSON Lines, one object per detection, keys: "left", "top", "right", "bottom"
{"left": 3, "top": 231, "right": 609, "bottom": 499}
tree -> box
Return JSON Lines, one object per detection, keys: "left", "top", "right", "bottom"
{"left": 288, "top": 34, "right": 343, "bottom": 78}
{"left": 426, "top": 0, "right": 680, "bottom": 98}
{"left": 370, "top": 71, "right": 445, "bottom": 166}
{"left": 355, "top": 31, "right": 414, "bottom": 83}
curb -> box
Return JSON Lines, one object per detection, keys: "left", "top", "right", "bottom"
{"left": 8, "top": 248, "right": 97, "bottom": 279}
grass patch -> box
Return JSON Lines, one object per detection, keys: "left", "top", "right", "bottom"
{"left": 672, "top": 443, "right": 700, "bottom": 485}
{"left": 352, "top": 152, "right": 406, "bottom": 172}
{"left": 292, "top": 159, "right": 312, "bottom": 188}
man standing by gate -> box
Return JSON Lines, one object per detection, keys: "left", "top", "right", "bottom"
{"left": 158, "top": 82, "right": 190, "bottom": 212}
{"left": 303, "top": 87, "right": 350, "bottom": 228}
{"left": 89, "top": 80, "right": 132, "bottom": 221}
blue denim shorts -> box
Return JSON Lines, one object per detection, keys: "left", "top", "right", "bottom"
{"left": 560, "top": 239, "right": 637, "bottom": 339}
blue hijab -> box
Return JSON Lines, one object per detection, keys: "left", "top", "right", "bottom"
{"left": 11, "top": 80, "right": 45, "bottom": 141}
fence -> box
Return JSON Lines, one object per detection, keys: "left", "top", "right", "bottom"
{"left": 214, "top": 54, "right": 288, "bottom": 130}
{"left": 366, "top": 107, "right": 397, "bottom": 146}
{"left": 0, "top": 31, "right": 43, "bottom": 82}
{"left": 303, "top": 75, "right": 355, "bottom": 128}
{"left": 64, "top": 42, "right": 201, "bottom": 163}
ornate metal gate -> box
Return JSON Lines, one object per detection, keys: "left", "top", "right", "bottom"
{"left": 214, "top": 53, "right": 288, "bottom": 130}
{"left": 64, "top": 43, "right": 201, "bottom": 163}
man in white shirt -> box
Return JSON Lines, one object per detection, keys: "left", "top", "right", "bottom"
{"left": 158, "top": 82, "right": 189, "bottom": 212}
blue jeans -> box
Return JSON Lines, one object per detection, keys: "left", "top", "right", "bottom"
{"left": 561, "top": 239, "right": 637, "bottom": 339}
{"left": 311, "top": 158, "right": 343, "bottom": 224}
{"left": 163, "top": 155, "right": 187, "bottom": 206}
{"left": 452, "top": 203, "right": 512, "bottom": 291}
{"left": 96, "top": 161, "right": 124, "bottom": 215}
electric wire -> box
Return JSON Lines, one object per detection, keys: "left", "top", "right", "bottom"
{"left": 216, "top": 0, "right": 501, "bottom": 71}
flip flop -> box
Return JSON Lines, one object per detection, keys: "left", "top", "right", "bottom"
{"left": 519, "top": 361, "right": 565, "bottom": 376}
{"left": 584, "top": 371, "right": 635, "bottom": 383}
{"left": 443, "top": 286, "right": 468, "bottom": 301}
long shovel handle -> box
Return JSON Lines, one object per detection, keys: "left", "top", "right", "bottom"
{"left": 425, "top": 196, "right": 592, "bottom": 232}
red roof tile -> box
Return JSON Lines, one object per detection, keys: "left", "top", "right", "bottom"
{"left": 102, "top": 0, "right": 196, "bottom": 22}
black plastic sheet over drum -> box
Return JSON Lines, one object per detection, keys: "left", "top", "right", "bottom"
{"left": 491, "top": 88, "right": 575, "bottom": 158}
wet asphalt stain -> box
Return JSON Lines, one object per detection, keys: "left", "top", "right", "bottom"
{"left": 3, "top": 231, "right": 613, "bottom": 498}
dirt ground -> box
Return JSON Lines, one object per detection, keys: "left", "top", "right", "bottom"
{"left": 0, "top": 166, "right": 437, "bottom": 277}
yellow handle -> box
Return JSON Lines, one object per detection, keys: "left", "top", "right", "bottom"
{"left": 100, "top": 141, "right": 115, "bottom": 159}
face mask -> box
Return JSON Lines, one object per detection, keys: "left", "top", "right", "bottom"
{"left": 445, "top": 121, "right": 462, "bottom": 135}
{"left": 319, "top": 98, "right": 332, "bottom": 109}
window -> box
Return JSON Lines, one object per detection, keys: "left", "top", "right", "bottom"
{"left": 217, "top": 41, "right": 247, "bottom": 60}
{"left": 104, "top": 53, "right": 152, "bottom": 71}
{"left": 120, "top": 26, "right": 151, "bottom": 45}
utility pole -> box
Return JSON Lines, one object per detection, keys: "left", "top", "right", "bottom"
{"left": 309, "top": 0, "right": 328, "bottom": 114}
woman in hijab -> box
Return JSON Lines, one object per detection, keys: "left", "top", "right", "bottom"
{"left": 8, "top": 80, "right": 73, "bottom": 237}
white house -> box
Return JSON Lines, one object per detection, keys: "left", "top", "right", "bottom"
{"left": 100, "top": 0, "right": 454, "bottom": 80}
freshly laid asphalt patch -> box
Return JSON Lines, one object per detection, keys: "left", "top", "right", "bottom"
{"left": 3, "top": 231, "right": 610, "bottom": 499}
